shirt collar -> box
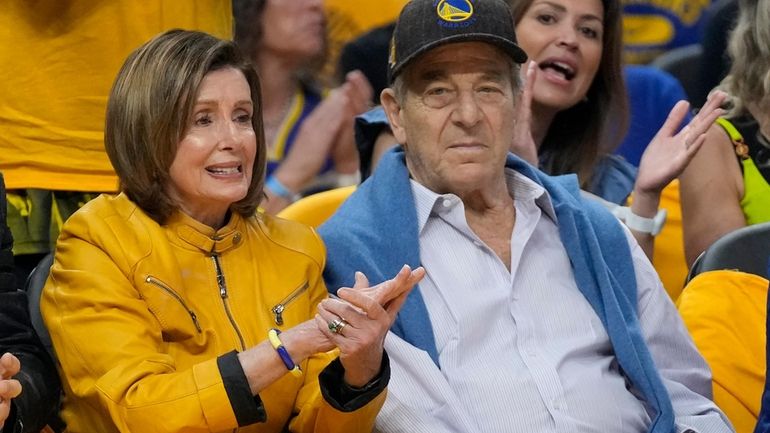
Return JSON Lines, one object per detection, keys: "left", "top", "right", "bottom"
{"left": 505, "top": 168, "right": 557, "bottom": 221}
{"left": 411, "top": 167, "right": 557, "bottom": 234}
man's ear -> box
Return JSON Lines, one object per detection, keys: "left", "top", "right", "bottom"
{"left": 380, "top": 88, "right": 407, "bottom": 146}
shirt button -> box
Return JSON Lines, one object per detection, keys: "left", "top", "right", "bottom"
{"left": 233, "top": 232, "right": 242, "bottom": 244}
{"left": 442, "top": 199, "right": 452, "bottom": 208}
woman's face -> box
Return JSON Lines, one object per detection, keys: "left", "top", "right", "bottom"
{"left": 260, "top": 0, "right": 325, "bottom": 62}
{"left": 168, "top": 67, "right": 257, "bottom": 227}
{"left": 516, "top": 0, "right": 604, "bottom": 114}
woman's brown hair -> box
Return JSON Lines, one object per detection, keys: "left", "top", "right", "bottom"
{"left": 105, "top": 29, "right": 266, "bottom": 223}
{"left": 508, "top": 0, "right": 628, "bottom": 188}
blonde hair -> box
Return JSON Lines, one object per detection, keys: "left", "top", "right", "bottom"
{"left": 720, "top": 0, "right": 770, "bottom": 116}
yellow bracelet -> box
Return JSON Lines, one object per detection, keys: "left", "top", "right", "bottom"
{"left": 268, "top": 328, "right": 302, "bottom": 377}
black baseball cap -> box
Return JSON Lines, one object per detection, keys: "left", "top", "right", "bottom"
{"left": 387, "top": 0, "right": 528, "bottom": 83}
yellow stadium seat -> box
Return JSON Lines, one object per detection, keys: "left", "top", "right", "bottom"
{"left": 677, "top": 270, "right": 768, "bottom": 433}
{"left": 277, "top": 185, "right": 356, "bottom": 228}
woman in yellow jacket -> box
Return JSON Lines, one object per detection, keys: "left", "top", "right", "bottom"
{"left": 40, "top": 29, "right": 424, "bottom": 433}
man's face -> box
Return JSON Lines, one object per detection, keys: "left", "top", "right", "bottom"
{"left": 381, "top": 42, "right": 517, "bottom": 195}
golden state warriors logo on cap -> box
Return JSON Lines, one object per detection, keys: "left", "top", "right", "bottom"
{"left": 436, "top": 0, "right": 474, "bottom": 22}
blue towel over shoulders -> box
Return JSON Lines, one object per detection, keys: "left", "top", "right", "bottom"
{"left": 320, "top": 147, "right": 676, "bottom": 433}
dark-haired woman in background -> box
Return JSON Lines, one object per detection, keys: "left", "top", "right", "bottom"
{"left": 233, "top": 0, "right": 373, "bottom": 214}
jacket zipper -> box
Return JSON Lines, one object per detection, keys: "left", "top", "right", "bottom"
{"left": 145, "top": 276, "right": 202, "bottom": 333}
{"left": 211, "top": 253, "right": 246, "bottom": 350}
{"left": 271, "top": 281, "right": 309, "bottom": 326}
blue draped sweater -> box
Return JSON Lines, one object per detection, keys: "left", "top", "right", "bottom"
{"left": 319, "top": 147, "right": 676, "bottom": 433}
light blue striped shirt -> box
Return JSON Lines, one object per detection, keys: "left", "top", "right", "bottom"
{"left": 374, "top": 168, "right": 732, "bottom": 433}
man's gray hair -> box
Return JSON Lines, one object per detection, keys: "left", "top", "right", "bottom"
{"left": 390, "top": 57, "right": 523, "bottom": 104}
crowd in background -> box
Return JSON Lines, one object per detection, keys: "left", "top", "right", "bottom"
{"left": 1, "top": 0, "right": 769, "bottom": 432}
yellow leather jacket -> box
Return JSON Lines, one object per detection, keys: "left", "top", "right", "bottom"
{"left": 41, "top": 193, "right": 385, "bottom": 432}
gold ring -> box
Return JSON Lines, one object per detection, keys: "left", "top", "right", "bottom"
{"left": 328, "top": 318, "right": 347, "bottom": 335}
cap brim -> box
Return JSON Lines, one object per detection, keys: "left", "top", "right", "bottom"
{"left": 390, "top": 33, "right": 528, "bottom": 82}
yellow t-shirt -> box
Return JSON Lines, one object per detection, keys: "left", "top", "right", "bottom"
{"left": 0, "top": 1, "right": 232, "bottom": 191}
{"left": 324, "top": 0, "right": 406, "bottom": 36}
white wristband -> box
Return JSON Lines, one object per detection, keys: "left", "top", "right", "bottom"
{"left": 613, "top": 206, "right": 667, "bottom": 236}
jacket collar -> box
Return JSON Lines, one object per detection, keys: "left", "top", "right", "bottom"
{"left": 167, "top": 210, "right": 245, "bottom": 254}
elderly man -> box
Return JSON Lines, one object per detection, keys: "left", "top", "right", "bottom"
{"left": 319, "top": 0, "right": 733, "bottom": 432}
